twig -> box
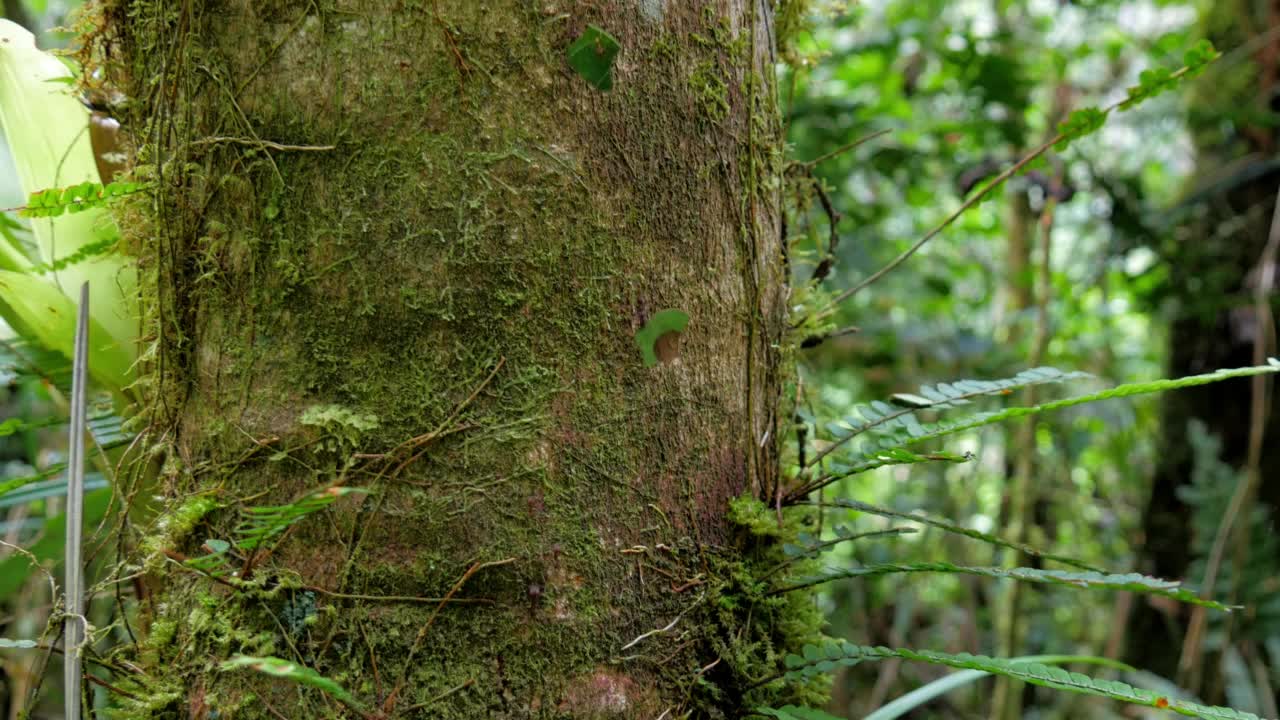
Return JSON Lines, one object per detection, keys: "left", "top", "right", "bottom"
{"left": 399, "top": 678, "right": 476, "bottom": 713}
{"left": 303, "top": 586, "right": 494, "bottom": 605}
{"left": 801, "top": 128, "right": 892, "bottom": 168}
{"left": 818, "top": 133, "right": 1063, "bottom": 317}
{"left": 383, "top": 557, "right": 515, "bottom": 712}
{"left": 807, "top": 175, "right": 842, "bottom": 283}
{"left": 187, "top": 136, "right": 335, "bottom": 152}
{"left": 65, "top": 283, "right": 90, "bottom": 720}
{"left": 85, "top": 673, "right": 142, "bottom": 701}
{"left": 620, "top": 594, "right": 704, "bottom": 651}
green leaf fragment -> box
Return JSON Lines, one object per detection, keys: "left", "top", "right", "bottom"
{"left": 0, "top": 638, "right": 38, "bottom": 649}
{"left": 220, "top": 655, "right": 368, "bottom": 713}
{"left": 567, "top": 25, "right": 621, "bottom": 91}
{"left": 635, "top": 309, "right": 689, "bottom": 367}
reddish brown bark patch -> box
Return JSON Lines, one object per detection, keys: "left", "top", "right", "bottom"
{"left": 558, "top": 668, "right": 661, "bottom": 718}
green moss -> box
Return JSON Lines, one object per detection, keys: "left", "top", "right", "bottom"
{"left": 690, "top": 60, "right": 731, "bottom": 124}
{"left": 140, "top": 494, "right": 221, "bottom": 572}
{"left": 91, "top": 0, "right": 797, "bottom": 716}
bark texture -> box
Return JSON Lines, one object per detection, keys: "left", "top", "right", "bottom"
{"left": 93, "top": 0, "right": 811, "bottom": 716}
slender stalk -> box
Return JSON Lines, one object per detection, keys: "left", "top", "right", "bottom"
{"left": 64, "top": 282, "right": 89, "bottom": 720}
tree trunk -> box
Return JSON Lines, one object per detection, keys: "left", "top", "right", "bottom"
{"left": 93, "top": 0, "right": 808, "bottom": 716}
{"left": 1125, "top": 4, "right": 1280, "bottom": 707}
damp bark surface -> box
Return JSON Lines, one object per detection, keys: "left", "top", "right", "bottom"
{"left": 97, "top": 0, "right": 808, "bottom": 717}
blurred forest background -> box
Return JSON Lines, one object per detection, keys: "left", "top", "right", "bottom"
{"left": 1, "top": 0, "right": 1278, "bottom": 718}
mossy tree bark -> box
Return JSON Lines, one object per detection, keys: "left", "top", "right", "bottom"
{"left": 93, "top": 1, "right": 813, "bottom": 717}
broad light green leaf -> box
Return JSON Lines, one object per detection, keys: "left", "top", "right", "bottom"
{"left": 0, "top": 19, "right": 137, "bottom": 393}
{"left": 0, "top": 270, "right": 132, "bottom": 390}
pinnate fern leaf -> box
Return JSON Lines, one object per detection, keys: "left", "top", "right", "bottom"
{"left": 235, "top": 486, "right": 369, "bottom": 550}
{"left": 815, "top": 367, "right": 1090, "bottom": 466}
{"left": 815, "top": 498, "right": 1099, "bottom": 571}
{"left": 772, "top": 562, "right": 1234, "bottom": 610}
{"left": 831, "top": 363, "right": 1280, "bottom": 472}
{"left": 19, "top": 181, "right": 146, "bottom": 219}
{"left": 782, "top": 526, "right": 917, "bottom": 560}
{"left": 780, "top": 644, "right": 1259, "bottom": 720}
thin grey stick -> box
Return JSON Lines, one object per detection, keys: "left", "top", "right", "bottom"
{"left": 64, "top": 282, "right": 89, "bottom": 720}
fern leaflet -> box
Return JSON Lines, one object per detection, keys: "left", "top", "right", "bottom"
{"left": 822, "top": 363, "right": 1280, "bottom": 479}
{"left": 771, "top": 562, "right": 1234, "bottom": 610}
{"left": 805, "top": 498, "right": 1100, "bottom": 571}
{"left": 778, "top": 643, "right": 1258, "bottom": 720}
{"left": 811, "top": 366, "right": 1091, "bottom": 467}
{"left": 18, "top": 180, "right": 147, "bottom": 219}
{"left": 234, "top": 485, "right": 369, "bottom": 550}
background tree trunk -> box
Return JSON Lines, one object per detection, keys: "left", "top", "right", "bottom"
{"left": 1125, "top": 4, "right": 1280, "bottom": 709}
{"left": 95, "top": 0, "right": 803, "bottom": 716}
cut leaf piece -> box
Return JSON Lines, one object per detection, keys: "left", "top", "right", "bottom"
{"left": 635, "top": 308, "right": 689, "bottom": 367}
{"left": 220, "top": 655, "right": 368, "bottom": 713}
{"left": 567, "top": 25, "right": 621, "bottom": 91}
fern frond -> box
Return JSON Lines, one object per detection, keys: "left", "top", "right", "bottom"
{"left": 0, "top": 473, "right": 109, "bottom": 510}
{"left": 771, "top": 562, "right": 1234, "bottom": 610}
{"left": 0, "top": 336, "right": 72, "bottom": 393}
{"left": 234, "top": 486, "right": 370, "bottom": 550}
{"left": 818, "top": 363, "right": 1280, "bottom": 481}
{"left": 811, "top": 366, "right": 1091, "bottom": 467}
{"left": 18, "top": 181, "right": 146, "bottom": 219}
{"left": 782, "top": 526, "right": 918, "bottom": 559}
{"left": 805, "top": 498, "right": 1100, "bottom": 571}
{"left": 780, "top": 644, "right": 1258, "bottom": 720}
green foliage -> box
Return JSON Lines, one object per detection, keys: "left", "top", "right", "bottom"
{"left": 818, "top": 367, "right": 1090, "bottom": 463}
{"left": 776, "top": 562, "right": 1234, "bottom": 610}
{"left": 0, "top": 638, "right": 37, "bottom": 649}
{"left": 862, "top": 655, "right": 1138, "bottom": 720}
{"left": 1056, "top": 40, "right": 1220, "bottom": 150}
{"left": 233, "top": 485, "right": 369, "bottom": 551}
{"left": 635, "top": 308, "right": 689, "bottom": 367}
{"left": 815, "top": 498, "right": 1099, "bottom": 571}
{"left": 18, "top": 180, "right": 146, "bottom": 219}
{"left": 778, "top": 644, "right": 1258, "bottom": 719}
{"left": 219, "top": 655, "right": 368, "bottom": 713}
{"left": 566, "top": 25, "right": 621, "bottom": 91}
{"left": 781, "top": 526, "right": 917, "bottom": 560}
{"left": 299, "top": 404, "right": 379, "bottom": 451}
{"left": 0, "top": 488, "right": 111, "bottom": 597}
{"left": 820, "top": 362, "right": 1280, "bottom": 476}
